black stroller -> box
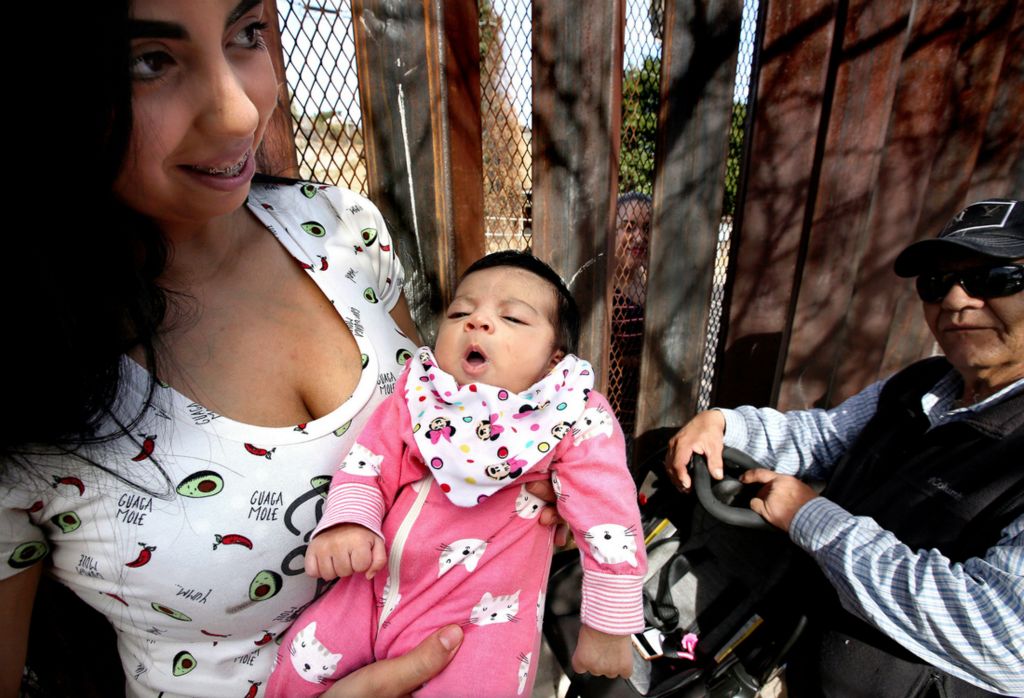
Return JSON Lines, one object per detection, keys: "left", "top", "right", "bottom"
{"left": 543, "top": 428, "right": 809, "bottom": 698}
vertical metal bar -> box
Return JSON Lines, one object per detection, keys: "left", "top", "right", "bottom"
{"left": 634, "top": 0, "right": 743, "bottom": 432}
{"left": 443, "top": 1, "right": 486, "bottom": 280}
{"left": 531, "top": 0, "right": 624, "bottom": 388}
{"left": 258, "top": 0, "right": 300, "bottom": 178}
{"left": 352, "top": 0, "right": 456, "bottom": 339}
{"left": 715, "top": 0, "right": 838, "bottom": 410}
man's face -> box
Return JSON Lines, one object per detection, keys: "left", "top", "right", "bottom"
{"left": 922, "top": 258, "right": 1024, "bottom": 388}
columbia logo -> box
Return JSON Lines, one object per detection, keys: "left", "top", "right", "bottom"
{"left": 928, "top": 477, "right": 964, "bottom": 502}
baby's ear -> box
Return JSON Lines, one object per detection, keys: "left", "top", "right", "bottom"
{"left": 548, "top": 349, "right": 565, "bottom": 369}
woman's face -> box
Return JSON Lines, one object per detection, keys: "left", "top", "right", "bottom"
{"left": 114, "top": 0, "right": 277, "bottom": 230}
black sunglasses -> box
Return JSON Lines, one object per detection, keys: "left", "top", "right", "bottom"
{"left": 916, "top": 264, "right": 1024, "bottom": 303}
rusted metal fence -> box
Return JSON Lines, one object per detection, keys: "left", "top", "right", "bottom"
{"left": 262, "top": 0, "right": 1022, "bottom": 443}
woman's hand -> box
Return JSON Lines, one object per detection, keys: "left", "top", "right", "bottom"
{"left": 322, "top": 625, "right": 463, "bottom": 697}
{"left": 665, "top": 410, "right": 726, "bottom": 491}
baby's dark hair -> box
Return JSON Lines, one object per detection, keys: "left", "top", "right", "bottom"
{"left": 460, "top": 250, "right": 581, "bottom": 354}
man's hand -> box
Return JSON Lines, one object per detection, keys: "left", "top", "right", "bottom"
{"left": 571, "top": 625, "right": 633, "bottom": 679}
{"left": 305, "top": 523, "right": 387, "bottom": 580}
{"left": 740, "top": 470, "right": 818, "bottom": 531}
{"left": 322, "top": 625, "right": 463, "bottom": 698}
{"left": 665, "top": 410, "right": 727, "bottom": 491}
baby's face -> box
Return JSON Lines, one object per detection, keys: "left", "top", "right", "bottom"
{"left": 434, "top": 266, "right": 563, "bottom": 393}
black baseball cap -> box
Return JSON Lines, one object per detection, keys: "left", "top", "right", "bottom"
{"left": 894, "top": 199, "right": 1024, "bottom": 277}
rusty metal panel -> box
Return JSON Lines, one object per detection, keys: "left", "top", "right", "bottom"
{"left": 634, "top": 0, "right": 743, "bottom": 431}
{"left": 531, "top": 0, "right": 625, "bottom": 388}
{"left": 775, "top": 0, "right": 911, "bottom": 410}
{"left": 257, "top": 0, "right": 300, "bottom": 178}
{"left": 715, "top": 0, "right": 838, "bottom": 409}
{"left": 831, "top": 1, "right": 964, "bottom": 401}
{"left": 878, "top": 0, "right": 1018, "bottom": 378}
{"left": 443, "top": 1, "right": 486, "bottom": 279}
{"left": 967, "top": 1, "right": 1024, "bottom": 201}
{"left": 353, "top": 0, "right": 455, "bottom": 339}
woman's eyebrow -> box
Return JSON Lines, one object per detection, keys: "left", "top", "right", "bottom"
{"left": 127, "top": 0, "right": 262, "bottom": 39}
{"left": 227, "top": 0, "right": 263, "bottom": 27}
{"left": 128, "top": 20, "right": 188, "bottom": 40}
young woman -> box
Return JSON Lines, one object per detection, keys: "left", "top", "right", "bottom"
{"left": 0, "top": 1, "right": 534, "bottom": 694}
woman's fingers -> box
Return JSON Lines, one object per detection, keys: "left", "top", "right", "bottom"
{"left": 324, "top": 625, "right": 463, "bottom": 698}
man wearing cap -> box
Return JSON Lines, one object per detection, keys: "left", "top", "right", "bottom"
{"left": 667, "top": 199, "right": 1023, "bottom": 695}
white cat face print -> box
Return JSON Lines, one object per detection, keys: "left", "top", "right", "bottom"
{"left": 339, "top": 443, "right": 383, "bottom": 477}
{"left": 584, "top": 523, "right": 638, "bottom": 567}
{"left": 535, "top": 590, "right": 545, "bottom": 632}
{"left": 572, "top": 407, "right": 614, "bottom": 446}
{"left": 517, "top": 652, "right": 532, "bottom": 695}
{"left": 437, "top": 538, "right": 488, "bottom": 576}
{"left": 289, "top": 622, "right": 343, "bottom": 685}
{"left": 470, "top": 590, "right": 520, "bottom": 626}
{"left": 514, "top": 485, "right": 545, "bottom": 519}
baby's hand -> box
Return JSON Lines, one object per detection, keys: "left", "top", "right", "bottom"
{"left": 571, "top": 624, "right": 633, "bottom": 679}
{"left": 304, "top": 523, "right": 387, "bottom": 581}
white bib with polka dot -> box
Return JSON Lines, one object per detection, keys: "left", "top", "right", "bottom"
{"left": 404, "top": 347, "right": 593, "bottom": 506}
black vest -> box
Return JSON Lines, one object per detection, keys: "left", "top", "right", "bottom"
{"left": 787, "top": 358, "right": 1024, "bottom": 697}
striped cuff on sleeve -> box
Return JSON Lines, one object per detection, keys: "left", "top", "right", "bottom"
{"left": 580, "top": 569, "right": 645, "bottom": 635}
{"left": 313, "top": 483, "right": 386, "bottom": 540}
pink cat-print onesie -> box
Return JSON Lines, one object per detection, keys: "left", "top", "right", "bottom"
{"left": 267, "top": 351, "right": 647, "bottom": 697}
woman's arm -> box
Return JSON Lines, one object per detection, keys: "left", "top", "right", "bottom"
{"left": 389, "top": 295, "right": 421, "bottom": 346}
{"left": 322, "top": 625, "right": 463, "bottom": 698}
{"left": 0, "top": 564, "right": 42, "bottom": 697}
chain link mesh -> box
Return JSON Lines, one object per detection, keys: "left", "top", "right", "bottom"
{"left": 478, "top": 0, "right": 534, "bottom": 253}
{"left": 695, "top": 0, "right": 760, "bottom": 412}
{"left": 277, "top": 1, "right": 368, "bottom": 192}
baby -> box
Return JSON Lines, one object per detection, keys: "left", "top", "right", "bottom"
{"left": 268, "top": 251, "right": 646, "bottom": 697}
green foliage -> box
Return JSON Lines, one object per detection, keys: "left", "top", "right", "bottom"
{"left": 619, "top": 57, "right": 661, "bottom": 195}
{"left": 723, "top": 101, "right": 747, "bottom": 217}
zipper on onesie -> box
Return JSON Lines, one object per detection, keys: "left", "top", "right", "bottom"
{"left": 378, "top": 478, "right": 431, "bottom": 629}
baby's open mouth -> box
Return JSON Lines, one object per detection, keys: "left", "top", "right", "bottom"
{"left": 464, "top": 346, "right": 488, "bottom": 367}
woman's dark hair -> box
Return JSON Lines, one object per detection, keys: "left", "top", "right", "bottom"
{"left": 3, "top": 0, "right": 170, "bottom": 459}
{"left": 460, "top": 251, "right": 581, "bottom": 354}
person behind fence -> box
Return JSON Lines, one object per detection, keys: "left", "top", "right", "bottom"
{"left": 0, "top": 2, "right": 572, "bottom": 695}
{"left": 667, "top": 198, "right": 1023, "bottom": 696}
{"left": 267, "top": 251, "right": 647, "bottom": 697}
{"left": 610, "top": 192, "right": 653, "bottom": 432}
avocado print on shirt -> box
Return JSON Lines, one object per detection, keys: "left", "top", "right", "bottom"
{"left": 176, "top": 471, "right": 224, "bottom": 498}
{"left": 301, "top": 221, "right": 326, "bottom": 238}
{"left": 8, "top": 541, "right": 49, "bottom": 569}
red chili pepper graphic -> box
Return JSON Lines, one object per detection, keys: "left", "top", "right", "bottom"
{"left": 213, "top": 533, "right": 254, "bottom": 551}
{"left": 104, "top": 591, "right": 129, "bottom": 606}
{"left": 294, "top": 423, "right": 308, "bottom": 434}
{"left": 353, "top": 245, "right": 363, "bottom": 253}
{"left": 296, "top": 259, "right": 314, "bottom": 272}
{"left": 131, "top": 434, "right": 157, "bottom": 462}
{"left": 201, "top": 629, "right": 231, "bottom": 638}
{"left": 254, "top": 631, "right": 273, "bottom": 646}
{"left": 243, "top": 443, "right": 275, "bottom": 459}
{"left": 25, "top": 500, "right": 44, "bottom": 514}
{"left": 318, "top": 255, "right": 329, "bottom": 271}
{"left": 261, "top": 203, "right": 274, "bottom": 210}
{"left": 245, "top": 680, "right": 261, "bottom": 698}
{"left": 380, "top": 244, "right": 391, "bottom": 252}
{"left": 51, "top": 475, "right": 85, "bottom": 496}
{"left": 125, "top": 542, "right": 156, "bottom": 568}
